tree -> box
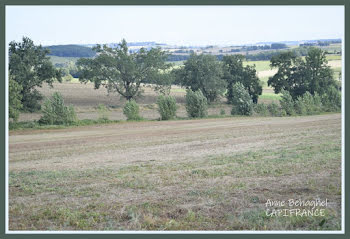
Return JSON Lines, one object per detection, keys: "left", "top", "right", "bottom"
{"left": 157, "top": 95, "right": 177, "bottom": 120}
{"left": 268, "top": 48, "right": 337, "bottom": 99}
{"left": 230, "top": 82, "right": 253, "bottom": 116}
{"left": 222, "top": 55, "right": 262, "bottom": 103}
{"left": 9, "top": 76, "right": 23, "bottom": 122}
{"left": 150, "top": 72, "right": 174, "bottom": 96}
{"left": 185, "top": 89, "right": 208, "bottom": 118}
{"left": 77, "top": 39, "right": 170, "bottom": 101}
{"left": 9, "top": 37, "right": 62, "bottom": 112}
{"left": 174, "top": 53, "right": 226, "bottom": 103}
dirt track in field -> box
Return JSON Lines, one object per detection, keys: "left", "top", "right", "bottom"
{"left": 9, "top": 113, "right": 341, "bottom": 172}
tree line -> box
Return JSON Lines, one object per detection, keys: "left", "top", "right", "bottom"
{"left": 9, "top": 37, "right": 341, "bottom": 123}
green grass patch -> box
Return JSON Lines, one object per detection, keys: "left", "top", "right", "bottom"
{"left": 326, "top": 55, "right": 341, "bottom": 61}
{"left": 49, "top": 56, "right": 81, "bottom": 65}
{"left": 170, "top": 88, "right": 186, "bottom": 93}
{"left": 260, "top": 92, "right": 281, "bottom": 101}
{"left": 9, "top": 119, "right": 121, "bottom": 131}
{"left": 243, "top": 60, "right": 271, "bottom": 72}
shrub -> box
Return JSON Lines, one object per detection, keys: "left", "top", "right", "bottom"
{"left": 97, "top": 104, "right": 109, "bottom": 121}
{"left": 157, "top": 95, "right": 177, "bottom": 120}
{"left": 279, "top": 90, "right": 295, "bottom": 116}
{"left": 294, "top": 96, "right": 307, "bottom": 115}
{"left": 185, "top": 89, "right": 208, "bottom": 118}
{"left": 268, "top": 102, "right": 280, "bottom": 116}
{"left": 254, "top": 103, "right": 269, "bottom": 116}
{"left": 9, "top": 76, "right": 23, "bottom": 122}
{"left": 230, "top": 82, "right": 253, "bottom": 116}
{"left": 302, "top": 92, "right": 316, "bottom": 115}
{"left": 313, "top": 92, "right": 323, "bottom": 113}
{"left": 321, "top": 86, "right": 341, "bottom": 112}
{"left": 295, "top": 91, "right": 324, "bottom": 115}
{"left": 220, "top": 109, "right": 226, "bottom": 116}
{"left": 39, "top": 92, "right": 77, "bottom": 125}
{"left": 123, "top": 100, "right": 142, "bottom": 120}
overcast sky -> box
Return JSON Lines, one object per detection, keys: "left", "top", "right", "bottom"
{"left": 6, "top": 6, "right": 344, "bottom": 46}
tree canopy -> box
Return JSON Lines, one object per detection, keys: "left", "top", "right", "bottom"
{"left": 77, "top": 39, "right": 170, "bottom": 101}
{"left": 9, "top": 37, "right": 62, "bottom": 111}
{"left": 222, "top": 55, "right": 262, "bottom": 103}
{"left": 9, "top": 76, "right": 23, "bottom": 122}
{"left": 174, "top": 53, "right": 226, "bottom": 103}
{"left": 268, "top": 47, "right": 337, "bottom": 99}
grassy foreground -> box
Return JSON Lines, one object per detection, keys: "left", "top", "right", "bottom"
{"left": 9, "top": 114, "right": 341, "bottom": 231}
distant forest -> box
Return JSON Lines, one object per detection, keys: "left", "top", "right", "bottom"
{"left": 45, "top": 45, "right": 96, "bottom": 57}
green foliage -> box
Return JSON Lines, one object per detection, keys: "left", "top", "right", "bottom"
{"left": 294, "top": 97, "right": 307, "bottom": 115}
{"left": 302, "top": 92, "right": 315, "bottom": 114}
{"left": 174, "top": 53, "right": 226, "bottom": 103}
{"left": 78, "top": 39, "right": 170, "bottom": 101}
{"left": 230, "top": 83, "right": 253, "bottom": 116}
{"left": 321, "top": 86, "right": 341, "bottom": 112}
{"left": 156, "top": 95, "right": 177, "bottom": 120}
{"left": 254, "top": 103, "right": 269, "bottom": 116}
{"left": 123, "top": 100, "right": 142, "bottom": 121}
{"left": 9, "top": 76, "right": 23, "bottom": 122}
{"left": 185, "top": 89, "right": 208, "bottom": 118}
{"left": 97, "top": 104, "right": 109, "bottom": 121}
{"left": 57, "top": 61, "right": 80, "bottom": 79}
{"left": 45, "top": 45, "right": 96, "bottom": 57}
{"left": 295, "top": 92, "right": 324, "bottom": 115}
{"left": 313, "top": 92, "right": 323, "bottom": 113}
{"left": 268, "top": 48, "right": 337, "bottom": 99}
{"left": 268, "top": 102, "right": 280, "bottom": 117}
{"left": 222, "top": 55, "right": 262, "bottom": 104}
{"left": 279, "top": 90, "right": 296, "bottom": 116}
{"left": 39, "top": 92, "right": 77, "bottom": 125}
{"left": 9, "top": 37, "right": 62, "bottom": 112}
{"left": 220, "top": 109, "right": 226, "bottom": 116}
{"left": 151, "top": 72, "right": 174, "bottom": 95}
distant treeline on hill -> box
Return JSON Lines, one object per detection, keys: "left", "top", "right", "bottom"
{"left": 169, "top": 47, "right": 312, "bottom": 62}
{"left": 45, "top": 45, "right": 96, "bottom": 57}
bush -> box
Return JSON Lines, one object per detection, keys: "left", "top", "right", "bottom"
{"left": 185, "top": 89, "right": 208, "bottom": 118}
{"left": 230, "top": 82, "right": 253, "bottom": 116}
{"left": 39, "top": 92, "right": 77, "bottom": 125}
{"left": 313, "top": 92, "right": 323, "bottom": 113}
{"left": 254, "top": 103, "right": 269, "bottom": 116}
{"left": 279, "top": 90, "right": 295, "bottom": 116}
{"left": 97, "top": 104, "right": 109, "bottom": 121}
{"left": 123, "top": 100, "right": 142, "bottom": 120}
{"left": 268, "top": 102, "right": 280, "bottom": 116}
{"left": 157, "top": 95, "right": 177, "bottom": 120}
{"left": 302, "top": 92, "right": 316, "bottom": 115}
{"left": 294, "top": 96, "right": 307, "bottom": 115}
{"left": 321, "top": 86, "right": 341, "bottom": 112}
{"left": 220, "top": 109, "right": 226, "bottom": 116}
{"left": 9, "top": 76, "right": 23, "bottom": 122}
{"left": 295, "top": 91, "right": 324, "bottom": 115}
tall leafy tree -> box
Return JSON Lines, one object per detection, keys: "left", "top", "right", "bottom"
{"left": 9, "top": 37, "right": 62, "bottom": 111}
{"left": 174, "top": 53, "right": 226, "bottom": 103}
{"left": 222, "top": 55, "right": 262, "bottom": 103}
{"left": 77, "top": 39, "right": 170, "bottom": 101}
{"left": 268, "top": 48, "right": 337, "bottom": 99}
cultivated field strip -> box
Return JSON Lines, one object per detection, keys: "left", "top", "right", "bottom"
{"left": 9, "top": 114, "right": 339, "bottom": 171}
{"left": 9, "top": 114, "right": 341, "bottom": 230}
